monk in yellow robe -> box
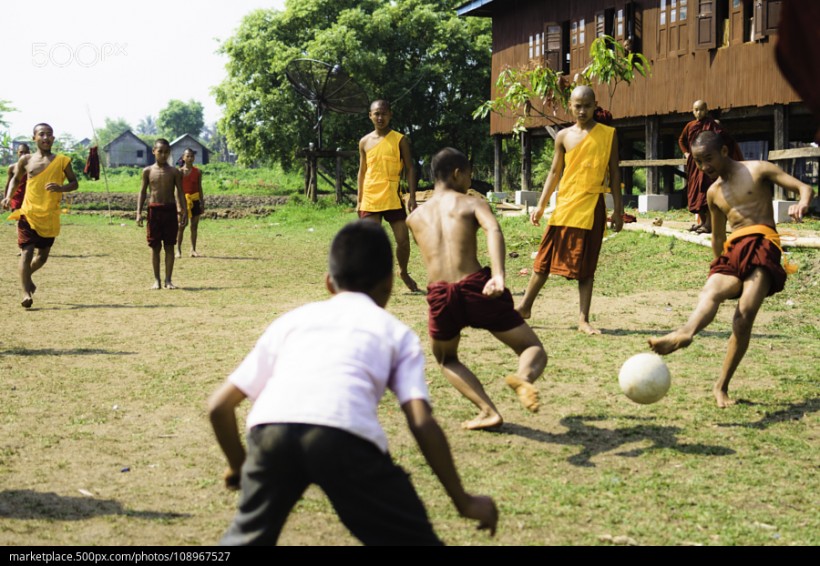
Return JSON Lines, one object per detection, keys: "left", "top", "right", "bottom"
{"left": 3, "top": 123, "right": 78, "bottom": 308}
{"left": 357, "top": 99, "right": 420, "bottom": 292}
{"left": 516, "top": 86, "right": 623, "bottom": 334}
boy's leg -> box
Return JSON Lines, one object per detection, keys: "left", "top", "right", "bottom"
{"left": 388, "top": 219, "right": 419, "bottom": 292}
{"left": 308, "top": 426, "right": 442, "bottom": 546}
{"left": 220, "top": 424, "right": 310, "bottom": 546}
{"left": 175, "top": 223, "right": 185, "bottom": 258}
{"left": 491, "top": 323, "right": 547, "bottom": 412}
{"left": 190, "top": 215, "right": 200, "bottom": 257}
{"left": 649, "top": 273, "right": 742, "bottom": 354}
{"left": 150, "top": 246, "right": 162, "bottom": 289}
{"left": 516, "top": 271, "right": 548, "bottom": 319}
{"left": 714, "top": 267, "right": 771, "bottom": 408}
{"left": 163, "top": 242, "right": 176, "bottom": 289}
{"left": 19, "top": 244, "right": 45, "bottom": 307}
{"left": 578, "top": 277, "right": 600, "bottom": 335}
{"left": 432, "top": 335, "right": 503, "bottom": 430}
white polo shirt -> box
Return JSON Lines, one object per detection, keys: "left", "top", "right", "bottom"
{"left": 228, "top": 292, "right": 429, "bottom": 453}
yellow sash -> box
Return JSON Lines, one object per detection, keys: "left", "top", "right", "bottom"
{"left": 361, "top": 130, "right": 404, "bottom": 212}
{"left": 8, "top": 155, "right": 70, "bottom": 238}
{"left": 549, "top": 124, "right": 614, "bottom": 230}
{"left": 185, "top": 192, "right": 200, "bottom": 219}
{"left": 724, "top": 224, "right": 798, "bottom": 274}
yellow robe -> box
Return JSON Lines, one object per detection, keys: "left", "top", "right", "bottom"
{"left": 361, "top": 130, "right": 404, "bottom": 212}
{"left": 548, "top": 124, "right": 614, "bottom": 230}
{"left": 9, "top": 154, "right": 71, "bottom": 238}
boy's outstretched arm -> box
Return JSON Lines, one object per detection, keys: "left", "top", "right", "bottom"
{"left": 475, "top": 199, "right": 506, "bottom": 297}
{"left": 401, "top": 399, "right": 498, "bottom": 536}
{"left": 136, "top": 169, "right": 149, "bottom": 226}
{"left": 399, "top": 136, "right": 417, "bottom": 211}
{"left": 175, "top": 169, "right": 188, "bottom": 228}
{"left": 531, "top": 135, "right": 566, "bottom": 226}
{"left": 208, "top": 381, "right": 248, "bottom": 490}
{"left": 357, "top": 140, "right": 367, "bottom": 210}
{"left": 762, "top": 162, "right": 813, "bottom": 221}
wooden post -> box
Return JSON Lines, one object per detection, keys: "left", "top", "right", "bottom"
{"left": 662, "top": 135, "right": 675, "bottom": 194}
{"left": 773, "top": 105, "right": 789, "bottom": 200}
{"left": 621, "top": 140, "right": 634, "bottom": 195}
{"left": 494, "top": 134, "right": 503, "bottom": 192}
{"left": 520, "top": 130, "right": 531, "bottom": 191}
{"left": 335, "top": 147, "right": 343, "bottom": 204}
{"left": 645, "top": 116, "right": 660, "bottom": 195}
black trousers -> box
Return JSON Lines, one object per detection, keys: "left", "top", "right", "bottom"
{"left": 220, "top": 423, "right": 443, "bottom": 546}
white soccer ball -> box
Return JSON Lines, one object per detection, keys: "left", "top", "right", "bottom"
{"left": 618, "top": 353, "right": 671, "bottom": 404}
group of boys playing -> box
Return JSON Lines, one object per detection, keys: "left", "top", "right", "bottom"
{"left": 4, "top": 86, "right": 812, "bottom": 545}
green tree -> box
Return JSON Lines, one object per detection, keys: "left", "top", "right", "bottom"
{"left": 214, "top": 0, "right": 493, "bottom": 170}
{"left": 0, "top": 100, "right": 15, "bottom": 129}
{"left": 157, "top": 99, "right": 204, "bottom": 140}
{"left": 136, "top": 115, "right": 158, "bottom": 135}
{"left": 94, "top": 117, "right": 132, "bottom": 149}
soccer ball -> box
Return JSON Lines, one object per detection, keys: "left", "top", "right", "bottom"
{"left": 618, "top": 353, "right": 671, "bottom": 404}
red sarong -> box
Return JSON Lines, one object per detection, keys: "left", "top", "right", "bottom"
{"left": 146, "top": 203, "right": 178, "bottom": 248}
{"left": 426, "top": 267, "right": 524, "bottom": 341}
{"left": 533, "top": 195, "right": 606, "bottom": 280}
{"left": 709, "top": 234, "right": 786, "bottom": 298}
{"left": 17, "top": 214, "right": 55, "bottom": 249}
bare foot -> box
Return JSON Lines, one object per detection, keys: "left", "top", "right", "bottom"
{"left": 21, "top": 295, "right": 33, "bottom": 308}
{"left": 648, "top": 332, "right": 692, "bottom": 355}
{"left": 150, "top": 281, "right": 162, "bottom": 290}
{"left": 165, "top": 281, "right": 177, "bottom": 290}
{"left": 515, "top": 306, "right": 531, "bottom": 320}
{"left": 399, "top": 271, "right": 420, "bottom": 292}
{"left": 505, "top": 375, "right": 540, "bottom": 413}
{"left": 462, "top": 409, "right": 503, "bottom": 430}
{"left": 714, "top": 388, "right": 736, "bottom": 409}
{"left": 175, "top": 250, "right": 182, "bottom": 258}
{"left": 578, "top": 322, "right": 601, "bottom": 335}
{"left": 190, "top": 250, "right": 199, "bottom": 258}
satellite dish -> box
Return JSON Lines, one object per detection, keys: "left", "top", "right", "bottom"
{"left": 285, "top": 58, "right": 370, "bottom": 149}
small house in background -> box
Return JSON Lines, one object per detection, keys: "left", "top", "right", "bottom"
{"left": 169, "top": 134, "right": 211, "bottom": 166}
{"left": 103, "top": 130, "right": 153, "bottom": 167}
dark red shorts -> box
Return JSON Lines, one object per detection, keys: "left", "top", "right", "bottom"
{"left": 426, "top": 267, "right": 524, "bottom": 341}
{"left": 709, "top": 234, "right": 787, "bottom": 297}
{"left": 358, "top": 207, "right": 407, "bottom": 223}
{"left": 190, "top": 199, "right": 203, "bottom": 217}
{"left": 17, "top": 215, "right": 55, "bottom": 249}
{"left": 147, "top": 203, "right": 178, "bottom": 248}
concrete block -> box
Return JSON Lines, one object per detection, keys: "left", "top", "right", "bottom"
{"left": 638, "top": 194, "right": 669, "bottom": 213}
{"left": 772, "top": 200, "right": 799, "bottom": 224}
{"left": 515, "top": 191, "right": 540, "bottom": 206}
{"left": 486, "top": 191, "right": 508, "bottom": 203}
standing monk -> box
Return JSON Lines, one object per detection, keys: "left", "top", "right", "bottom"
{"left": 649, "top": 131, "right": 812, "bottom": 408}
{"left": 679, "top": 100, "right": 743, "bottom": 234}
{"left": 357, "top": 99, "right": 420, "bottom": 292}
{"left": 2, "top": 124, "right": 79, "bottom": 308}
{"left": 516, "top": 86, "right": 623, "bottom": 335}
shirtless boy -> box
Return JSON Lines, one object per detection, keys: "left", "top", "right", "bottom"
{"left": 516, "top": 86, "right": 623, "bottom": 334}
{"left": 407, "top": 148, "right": 547, "bottom": 430}
{"left": 136, "top": 139, "right": 187, "bottom": 289}
{"left": 358, "top": 99, "right": 420, "bottom": 292}
{"left": 649, "top": 131, "right": 812, "bottom": 408}
{"left": 4, "top": 143, "right": 30, "bottom": 211}
{"left": 176, "top": 148, "right": 204, "bottom": 258}
{"left": 3, "top": 124, "right": 78, "bottom": 308}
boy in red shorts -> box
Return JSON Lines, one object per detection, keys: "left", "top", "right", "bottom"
{"left": 649, "top": 131, "right": 812, "bottom": 408}
{"left": 136, "top": 139, "right": 187, "bottom": 289}
{"left": 176, "top": 148, "right": 204, "bottom": 258}
{"left": 407, "top": 148, "right": 547, "bottom": 430}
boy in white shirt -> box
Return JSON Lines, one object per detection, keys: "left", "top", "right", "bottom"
{"left": 208, "top": 220, "right": 497, "bottom": 545}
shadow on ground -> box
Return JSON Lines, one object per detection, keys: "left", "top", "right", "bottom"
{"left": 0, "top": 490, "right": 188, "bottom": 521}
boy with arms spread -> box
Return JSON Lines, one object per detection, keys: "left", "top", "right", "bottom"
{"left": 3, "top": 125, "right": 78, "bottom": 308}
{"left": 136, "top": 139, "right": 187, "bottom": 289}
{"left": 357, "top": 99, "right": 420, "bottom": 292}
{"left": 407, "top": 148, "right": 546, "bottom": 431}
{"left": 208, "top": 221, "right": 497, "bottom": 545}
{"left": 176, "top": 148, "right": 204, "bottom": 258}
{"left": 4, "top": 143, "right": 30, "bottom": 212}
{"left": 516, "top": 85, "right": 623, "bottom": 335}
{"left": 649, "top": 131, "right": 812, "bottom": 408}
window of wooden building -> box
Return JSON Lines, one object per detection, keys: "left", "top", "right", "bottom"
{"left": 752, "top": 0, "right": 782, "bottom": 41}
{"left": 544, "top": 22, "right": 569, "bottom": 74}
{"left": 570, "top": 18, "right": 587, "bottom": 74}
{"left": 529, "top": 31, "right": 545, "bottom": 61}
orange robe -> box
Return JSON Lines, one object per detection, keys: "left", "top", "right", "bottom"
{"left": 678, "top": 118, "right": 742, "bottom": 213}
{"left": 360, "top": 130, "right": 404, "bottom": 213}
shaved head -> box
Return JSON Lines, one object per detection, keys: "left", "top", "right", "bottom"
{"left": 570, "top": 85, "right": 595, "bottom": 102}
{"left": 693, "top": 100, "right": 708, "bottom": 111}
{"left": 692, "top": 131, "right": 725, "bottom": 153}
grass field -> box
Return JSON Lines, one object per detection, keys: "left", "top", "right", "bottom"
{"left": 0, "top": 204, "right": 817, "bottom": 546}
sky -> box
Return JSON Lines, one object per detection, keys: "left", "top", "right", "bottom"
{"left": 2, "top": 0, "right": 286, "bottom": 143}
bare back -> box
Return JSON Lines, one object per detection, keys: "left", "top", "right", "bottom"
{"left": 407, "top": 189, "right": 487, "bottom": 283}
